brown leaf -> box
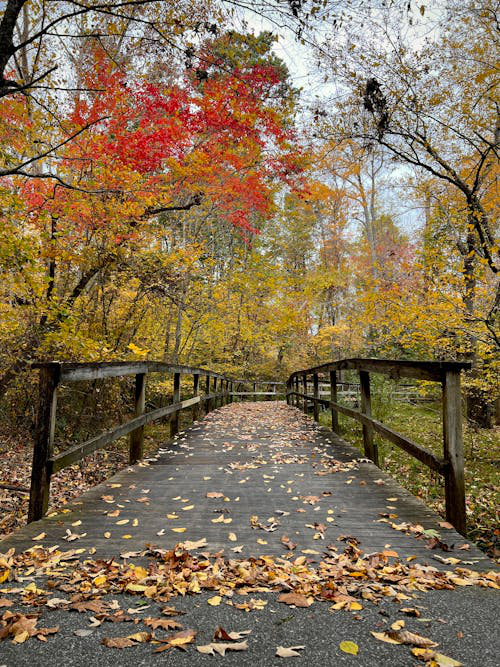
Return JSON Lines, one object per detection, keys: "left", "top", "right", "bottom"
{"left": 101, "top": 636, "right": 136, "bottom": 648}
{"left": 71, "top": 600, "right": 108, "bottom": 614}
{"left": 281, "top": 535, "right": 297, "bottom": 551}
{"left": 278, "top": 593, "right": 311, "bottom": 608}
{"left": 207, "top": 492, "right": 224, "bottom": 498}
{"left": 144, "top": 617, "right": 182, "bottom": 631}
{"left": 214, "top": 626, "right": 251, "bottom": 641}
{"left": 387, "top": 629, "right": 438, "bottom": 648}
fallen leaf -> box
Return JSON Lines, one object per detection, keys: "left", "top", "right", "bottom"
{"left": 198, "top": 641, "right": 248, "bottom": 656}
{"left": 214, "top": 626, "right": 251, "bottom": 641}
{"left": 101, "top": 636, "right": 135, "bottom": 648}
{"left": 339, "top": 640, "right": 358, "bottom": 655}
{"left": 207, "top": 595, "right": 222, "bottom": 606}
{"left": 32, "top": 533, "right": 46, "bottom": 541}
{"left": 182, "top": 538, "right": 207, "bottom": 550}
{"left": 171, "top": 527, "right": 186, "bottom": 533}
{"left": 276, "top": 645, "right": 305, "bottom": 658}
{"left": 278, "top": 593, "right": 311, "bottom": 608}
{"left": 145, "top": 618, "right": 182, "bottom": 631}
{"left": 74, "top": 629, "right": 94, "bottom": 637}
{"left": 387, "top": 629, "right": 438, "bottom": 647}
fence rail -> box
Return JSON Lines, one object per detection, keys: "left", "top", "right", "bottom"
{"left": 286, "top": 357, "right": 471, "bottom": 535}
{"left": 28, "top": 362, "right": 284, "bottom": 523}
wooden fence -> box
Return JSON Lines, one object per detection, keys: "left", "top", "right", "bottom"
{"left": 28, "top": 361, "right": 240, "bottom": 523}
{"left": 286, "top": 358, "right": 471, "bottom": 535}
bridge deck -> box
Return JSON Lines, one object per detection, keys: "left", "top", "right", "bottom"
{"left": 0, "top": 402, "right": 497, "bottom": 666}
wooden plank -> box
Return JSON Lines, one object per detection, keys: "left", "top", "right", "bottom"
{"left": 28, "top": 366, "right": 59, "bottom": 522}
{"left": 49, "top": 396, "right": 201, "bottom": 474}
{"left": 288, "top": 391, "right": 445, "bottom": 473}
{"left": 129, "top": 373, "right": 145, "bottom": 464}
{"left": 442, "top": 371, "right": 466, "bottom": 535}
{"left": 32, "top": 361, "right": 235, "bottom": 383}
{"left": 288, "top": 358, "right": 471, "bottom": 383}
{"left": 231, "top": 392, "right": 285, "bottom": 396}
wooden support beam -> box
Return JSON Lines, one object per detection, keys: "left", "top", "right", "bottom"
{"left": 28, "top": 365, "right": 59, "bottom": 523}
{"left": 129, "top": 372, "right": 145, "bottom": 463}
{"left": 359, "top": 370, "right": 378, "bottom": 466}
{"left": 170, "top": 372, "right": 181, "bottom": 437}
{"left": 330, "top": 370, "right": 339, "bottom": 434}
{"left": 212, "top": 376, "right": 217, "bottom": 410}
{"left": 302, "top": 375, "right": 307, "bottom": 413}
{"left": 442, "top": 371, "right": 466, "bottom": 535}
{"left": 205, "top": 375, "right": 210, "bottom": 413}
{"left": 192, "top": 374, "right": 200, "bottom": 421}
{"left": 313, "top": 373, "right": 319, "bottom": 421}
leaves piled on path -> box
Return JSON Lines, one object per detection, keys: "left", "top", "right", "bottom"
{"left": 0, "top": 612, "right": 58, "bottom": 644}
{"left": 0, "top": 542, "right": 497, "bottom": 623}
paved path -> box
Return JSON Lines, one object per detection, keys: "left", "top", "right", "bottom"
{"left": 0, "top": 402, "right": 498, "bottom": 666}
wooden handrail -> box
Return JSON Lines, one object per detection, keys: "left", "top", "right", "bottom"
{"left": 28, "top": 361, "right": 238, "bottom": 523}
{"left": 28, "top": 361, "right": 285, "bottom": 523}
{"left": 286, "top": 357, "right": 470, "bottom": 535}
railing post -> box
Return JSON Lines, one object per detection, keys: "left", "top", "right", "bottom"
{"left": 212, "top": 376, "right": 217, "bottom": 409}
{"left": 192, "top": 373, "right": 200, "bottom": 422}
{"left": 129, "top": 372, "right": 146, "bottom": 463}
{"left": 170, "top": 372, "right": 181, "bottom": 437}
{"left": 442, "top": 370, "right": 466, "bottom": 535}
{"left": 313, "top": 373, "right": 319, "bottom": 421}
{"left": 302, "top": 374, "right": 308, "bottom": 413}
{"left": 359, "top": 370, "right": 379, "bottom": 466}
{"left": 330, "top": 369, "right": 339, "bottom": 434}
{"left": 28, "top": 365, "right": 60, "bottom": 523}
{"left": 294, "top": 376, "right": 299, "bottom": 408}
{"left": 253, "top": 381, "right": 257, "bottom": 402}
{"left": 205, "top": 375, "right": 211, "bottom": 413}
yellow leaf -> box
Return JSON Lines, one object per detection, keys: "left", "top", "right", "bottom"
{"left": 182, "top": 505, "right": 194, "bottom": 511}
{"left": 32, "top": 533, "right": 46, "bottom": 541}
{"left": 0, "top": 570, "right": 9, "bottom": 584}
{"left": 172, "top": 527, "right": 186, "bottom": 533}
{"left": 207, "top": 595, "right": 222, "bottom": 606}
{"left": 104, "top": 532, "right": 111, "bottom": 539}
{"left": 257, "top": 538, "right": 267, "bottom": 545}
{"left": 94, "top": 575, "right": 107, "bottom": 587}
{"left": 228, "top": 532, "right": 237, "bottom": 541}
{"left": 340, "top": 641, "right": 359, "bottom": 655}
{"left": 122, "top": 534, "right": 132, "bottom": 539}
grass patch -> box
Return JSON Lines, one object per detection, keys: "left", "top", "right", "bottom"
{"left": 319, "top": 399, "right": 499, "bottom": 559}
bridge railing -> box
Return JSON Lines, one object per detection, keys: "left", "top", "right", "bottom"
{"left": 28, "top": 361, "right": 237, "bottom": 523}
{"left": 231, "top": 379, "right": 286, "bottom": 400}
{"left": 286, "top": 358, "right": 471, "bottom": 535}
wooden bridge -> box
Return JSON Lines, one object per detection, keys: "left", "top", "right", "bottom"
{"left": 0, "top": 357, "right": 498, "bottom": 666}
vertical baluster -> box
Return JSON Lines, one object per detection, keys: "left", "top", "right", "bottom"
{"left": 359, "top": 370, "right": 378, "bottom": 465}
{"left": 192, "top": 373, "right": 199, "bottom": 422}
{"left": 28, "top": 365, "right": 60, "bottom": 522}
{"left": 129, "top": 372, "right": 146, "bottom": 463}
{"left": 330, "top": 369, "right": 339, "bottom": 434}
{"left": 170, "top": 372, "right": 180, "bottom": 437}
{"left": 442, "top": 371, "right": 466, "bottom": 535}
